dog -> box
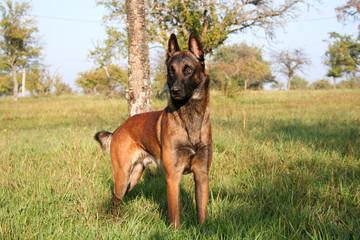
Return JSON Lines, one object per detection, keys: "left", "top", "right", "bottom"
{"left": 95, "top": 33, "right": 212, "bottom": 228}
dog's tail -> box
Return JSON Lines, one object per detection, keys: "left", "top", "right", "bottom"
{"left": 94, "top": 130, "right": 112, "bottom": 154}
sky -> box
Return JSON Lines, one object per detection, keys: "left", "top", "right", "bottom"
{"left": 29, "top": 0, "right": 359, "bottom": 90}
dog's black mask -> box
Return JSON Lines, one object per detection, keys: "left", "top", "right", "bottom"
{"left": 166, "top": 33, "right": 205, "bottom": 101}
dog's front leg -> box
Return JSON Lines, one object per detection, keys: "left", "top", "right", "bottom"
{"left": 166, "top": 172, "right": 182, "bottom": 228}
{"left": 193, "top": 169, "right": 209, "bottom": 225}
{"left": 192, "top": 143, "right": 212, "bottom": 225}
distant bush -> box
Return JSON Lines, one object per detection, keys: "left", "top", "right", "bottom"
{"left": 290, "top": 75, "right": 309, "bottom": 90}
{"left": 337, "top": 76, "right": 360, "bottom": 89}
{"left": 309, "top": 79, "right": 332, "bottom": 90}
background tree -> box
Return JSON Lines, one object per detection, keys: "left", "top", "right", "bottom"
{"left": 126, "top": 0, "right": 151, "bottom": 116}
{"left": 98, "top": 0, "right": 311, "bottom": 56}
{"left": 75, "top": 65, "right": 127, "bottom": 95}
{"left": 273, "top": 48, "right": 310, "bottom": 90}
{"left": 309, "top": 79, "right": 332, "bottom": 90}
{"left": 290, "top": 75, "right": 309, "bottom": 90}
{"left": 210, "top": 43, "right": 273, "bottom": 95}
{"left": 151, "top": 53, "right": 168, "bottom": 99}
{"left": 53, "top": 73, "right": 72, "bottom": 96}
{"left": 26, "top": 65, "right": 66, "bottom": 97}
{"left": 88, "top": 27, "right": 126, "bottom": 97}
{"left": 324, "top": 32, "right": 360, "bottom": 89}
{"left": 0, "top": 69, "right": 13, "bottom": 96}
{"left": 0, "top": 0, "right": 41, "bottom": 100}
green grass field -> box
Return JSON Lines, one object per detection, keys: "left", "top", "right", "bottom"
{"left": 1, "top": 90, "right": 359, "bottom": 239}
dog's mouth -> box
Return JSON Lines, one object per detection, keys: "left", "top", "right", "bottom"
{"left": 170, "top": 92, "right": 183, "bottom": 99}
{"left": 170, "top": 90, "right": 193, "bottom": 101}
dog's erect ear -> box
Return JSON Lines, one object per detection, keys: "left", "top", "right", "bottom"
{"left": 188, "top": 32, "right": 204, "bottom": 62}
{"left": 167, "top": 34, "right": 180, "bottom": 60}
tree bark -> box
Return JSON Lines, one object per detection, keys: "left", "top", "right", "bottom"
{"left": 13, "top": 65, "right": 18, "bottom": 101}
{"left": 287, "top": 78, "right": 291, "bottom": 91}
{"left": 22, "top": 61, "right": 26, "bottom": 97}
{"left": 126, "top": 0, "right": 152, "bottom": 116}
{"left": 333, "top": 76, "right": 337, "bottom": 90}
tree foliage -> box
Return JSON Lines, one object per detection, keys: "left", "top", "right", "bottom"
{"left": 324, "top": 32, "right": 360, "bottom": 89}
{"left": 309, "top": 79, "right": 332, "bottom": 90}
{"left": 0, "top": 0, "right": 41, "bottom": 100}
{"left": 25, "top": 65, "right": 70, "bottom": 97}
{"left": 0, "top": 70, "right": 13, "bottom": 95}
{"left": 210, "top": 43, "right": 273, "bottom": 95}
{"left": 97, "top": 0, "right": 310, "bottom": 55}
{"left": 290, "top": 75, "right": 308, "bottom": 90}
{"left": 75, "top": 65, "right": 127, "bottom": 95}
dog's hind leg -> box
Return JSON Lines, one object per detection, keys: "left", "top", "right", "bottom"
{"left": 111, "top": 141, "right": 147, "bottom": 200}
{"left": 112, "top": 162, "right": 131, "bottom": 200}
{"left": 127, "top": 162, "right": 144, "bottom": 193}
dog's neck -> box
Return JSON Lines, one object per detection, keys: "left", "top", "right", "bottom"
{"left": 167, "top": 78, "right": 210, "bottom": 146}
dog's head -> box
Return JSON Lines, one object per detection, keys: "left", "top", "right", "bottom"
{"left": 166, "top": 33, "right": 206, "bottom": 101}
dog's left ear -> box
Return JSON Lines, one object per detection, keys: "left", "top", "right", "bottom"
{"left": 188, "top": 33, "right": 204, "bottom": 63}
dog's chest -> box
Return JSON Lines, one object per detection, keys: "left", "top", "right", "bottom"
{"left": 180, "top": 104, "right": 205, "bottom": 145}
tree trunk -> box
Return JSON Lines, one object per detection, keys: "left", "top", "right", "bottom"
{"left": 13, "top": 65, "right": 18, "bottom": 101}
{"left": 126, "top": 0, "right": 151, "bottom": 116}
{"left": 287, "top": 78, "right": 291, "bottom": 91}
{"left": 244, "top": 79, "right": 248, "bottom": 91}
{"left": 333, "top": 76, "right": 337, "bottom": 90}
{"left": 22, "top": 62, "right": 26, "bottom": 97}
{"left": 103, "top": 65, "right": 111, "bottom": 81}
{"left": 103, "top": 65, "right": 114, "bottom": 97}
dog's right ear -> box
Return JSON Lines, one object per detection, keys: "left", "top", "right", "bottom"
{"left": 167, "top": 34, "right": 180, "bottom": 60}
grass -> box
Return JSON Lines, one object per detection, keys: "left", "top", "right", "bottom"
{"left": 0, "top": 90, "right": 359, "bottom": 239}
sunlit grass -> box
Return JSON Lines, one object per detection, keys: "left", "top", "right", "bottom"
{"left": 0, "top": 90, "right": 359, "bottom": 239}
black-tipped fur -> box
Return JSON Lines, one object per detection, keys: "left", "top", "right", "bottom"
{"left": 94, "top": 130, "right": 112, "bottom": 154}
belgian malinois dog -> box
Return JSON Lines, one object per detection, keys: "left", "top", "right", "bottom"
{"left": 95, "top": 33, "right": 212, "bottom": 228}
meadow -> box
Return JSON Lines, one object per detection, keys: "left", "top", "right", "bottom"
{"left": 0, "top": 90, "right": 359, "bottom": 239}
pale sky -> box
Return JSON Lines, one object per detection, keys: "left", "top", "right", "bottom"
{"left": 29, "top": 0, "right": 359, "bottom": 90}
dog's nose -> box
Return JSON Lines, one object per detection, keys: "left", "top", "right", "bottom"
{"left": 171, "top": 87, "right": 181, "bottom": 95}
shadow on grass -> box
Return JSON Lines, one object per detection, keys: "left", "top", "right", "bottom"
{"left": 203, "top": 158, "right": 360, "bottom": 239}
{"left": 97, "top": 161, "right": 359, "bottom": 238}
{"left": 99, "top": 168, "right": 197, "bottom": 227}
{"left": 257, "top": 119, "right": 360, "bottom": 158}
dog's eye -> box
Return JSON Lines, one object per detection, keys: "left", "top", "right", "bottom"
{"left": 168, "top": 67, "right": 175, "bottom": 75}
{"left": 184, "top": 66, "right": 193, "bottom": 74}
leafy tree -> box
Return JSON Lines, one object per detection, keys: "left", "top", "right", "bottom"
{"left": 309, "top": 79, "right": 332, "bottom": 90}
{"left": 26, "top": 65, "right": 60, "bottom": 97}
{"left": 88, "top": 26, "right": 126, "bottom": 97}
{"left": 324, "top": 32, "right": 360, "bottom": 89}
{"left": 98, "top": 0, "right": 311, "bottom": 55}
{"left": 76, "top": 65, "right": 127, "bottom": 95}
{"left": 210, "top": 43, "right": 272, "bottom": 96}
{"left": 53, "top": 74, "right": 72, "bottom": 96}
{"left": 273, "top": 48, "right": 310, "bottom": 90}
{"left": 0, "top": 0, "right": 42, "bottom": 100}
{"left": 290, "top": 75, "right": 308, "bottom": 90}
{"left": 151, "top": 53, "right": 168, "bottom": 99}
{"left": 0, "top": 71, "right": 13, "bottom": 95}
